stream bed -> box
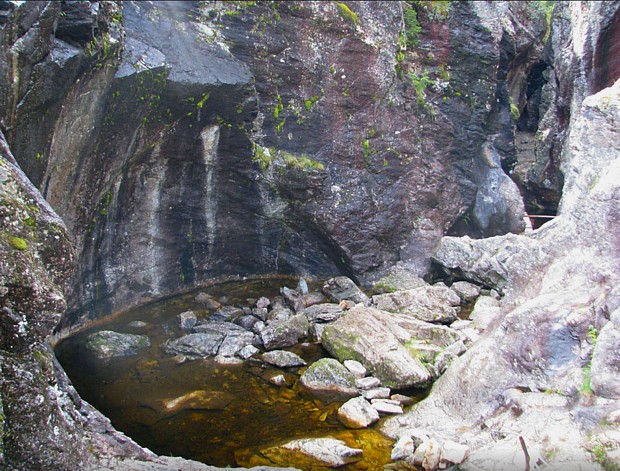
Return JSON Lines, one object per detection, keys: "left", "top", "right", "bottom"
{"left": 55, "top": 276, "right": 416, "bottom": 468}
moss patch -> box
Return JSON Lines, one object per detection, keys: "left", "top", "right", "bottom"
{"left": 8, "top": 236, "right": 27, "bottom": 250}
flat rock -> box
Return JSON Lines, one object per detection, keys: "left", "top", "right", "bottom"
{"left": 355, "top": 376, "right": 381, "bottom": 390}
{"left": 86, "top": 331, "right": 150, "bottom": 359}
{"left": 361, "top": 387, "right": 391, "bottom": 400}
{"left": 262, "top": 350, "right": 307, "bottom": 368}
{"left": 337, "top": 396, "right": 380, "bottom": 428}
{"left": 371, "top": 399, "right": 403, "bottom": 414}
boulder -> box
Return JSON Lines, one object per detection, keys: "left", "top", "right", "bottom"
{"left": 261, "top": 437, "right": 363, "bottom": 468}
{"left": 322, "top": 277, "right": 370, "bottom": 306}
{"left": 260, "top": 314, "right": 310, "bottom": 350}
{"left": 299, "top": 358, "right": 358, "bottom": 402}
{"left": 163, "top": 332, "right": 224, "bottom": 358}
{"left": 337, "top": 397, "right": 380, "bottom": 429}
{"left": 372, "top": 265, "right": 428, "bottom": 293}
{"left": 85, "top": 331, "right": 150, "bottom": 359}
{"left": 216, "top": 329, "right": 255, "bottom": 357}
{"left": 261, "top": 350, "right": 307, "bottom": 368}
{"left": 372, "top": 284, "right": 460, "bottom": 324}
{"left": 321, "top": 307, "right": 432, "bottom": 389}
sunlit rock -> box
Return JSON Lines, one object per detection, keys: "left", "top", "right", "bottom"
{"left": 338, "top": 397, "right": 380, "bottom": 429}
{"left": 262, "top": 350, "right": 307, "bottom": 368}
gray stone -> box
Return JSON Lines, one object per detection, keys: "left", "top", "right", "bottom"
{"left": 176, "top": 311, "right": 197, "bottom": 331}
{"left": 260, "top": 314, "right": 310, "bottom": 350}
{"left": 372, "top": 284, "right": 460, "bottom": 324}
{"left": 266, "top": 306, "right": 293, "bottom": 323}
{"left": 296, "top": 277, "right": 309, "bottom": 295}
{"left": 301, "top": 303, "right": 344, "bottom": 323}
{"left": 255, "top": 296, "right": 271, "bottom": 309}
{"left": 216, "top": 329, "right": 255, "bottom": 357}
{"left": 85, "top": 331, "right": 150, "bottom": 359}
{"left": 344, "top": 359, "right": 366, "bottom": 378}
{"left": 371, "top": 399, "right": 403, "bottom": 414}
{"left": 451, "top": 281, "right": 482, "bottom": 303}
{"left": 211, "top": 305, "right": 244, "bottom": 321}
{"left": 299, "top": 358, "right": 358, "bottom": 402}
{"left": 233, "top": 315, "right": 260, "bottom": 331}
{"left": 337, "top": 396, "right": 380, "bottom": 429}
{"left": 391, "top": 394, "right": 415, "bottom": 406}
{"left": 469, "top": 296, "right": 501, "bottom": 331}
{"left": 322, "top": 277, "right": 370, "bottom": 306}
{"left": 355, "top": 376, "right": 381, "bottom": 390}
{"left": 163, "top": 332, "right": 224, "bottom": 358}
{"left": 262, "top": 350, "right": 307, "bottom": 368}
{"left": 237, "top": 344, "right": 259, "bottom": 360}
{"left": 252, "top": 307, "right": 268, "bottom": 321}
{"left": 361, "top": 387, "right": 391, "bottom": 400}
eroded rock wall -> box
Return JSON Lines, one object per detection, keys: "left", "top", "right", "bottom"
{"left": 0, "top": 1, "right": 547, "bottom": 327}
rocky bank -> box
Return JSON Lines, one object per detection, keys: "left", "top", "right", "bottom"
{"left": 0, "top": 0, "right": 619, "bottom": 469}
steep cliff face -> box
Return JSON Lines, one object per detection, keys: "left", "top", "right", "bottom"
{"left": 0, "top": 1, "right": 545, "bottom": 326}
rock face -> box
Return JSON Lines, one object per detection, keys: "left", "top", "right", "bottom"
{"left": 383, "top": 76, "right": 620, "bottom": 469}
{"left": 0, "top": 1, "right": 548, "bottom": 330}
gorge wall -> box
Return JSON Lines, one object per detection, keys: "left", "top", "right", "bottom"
{"left": 1, "top": 0, "right": 619, "bottom": 469}
{"left": 0, "top": 0, "right": 546, "bottom": 328}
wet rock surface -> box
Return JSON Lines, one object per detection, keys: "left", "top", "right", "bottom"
{"left": 86, "top": 330, "right": 150, "bottom": 359}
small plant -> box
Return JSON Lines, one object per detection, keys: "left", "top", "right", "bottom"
{"left": 8, "top": 236, "right": 27, "bottom": 250}
{"left": 408, "top": 70, "right": 435, "bottom": 107}
{"left": 304, "top": 96, "right": 320, "bottom": 112}
{"left": 252, "top": 145, "right": 273, "bottom": 170}
{"left": 273, "top": 95, "right": 284, "bottom": 119}
{"left": 335, "top": 2, "right": 359, "bottom": 25}
{"left": 588, "top": 325, "right": 598, "bottom": 347}
{"left": 403, "top": 4, "right": 422, "bottom": 47}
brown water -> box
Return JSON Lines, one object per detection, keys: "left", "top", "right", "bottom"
{"left": 55, "top": 277, "right": 400, "bottom": 468}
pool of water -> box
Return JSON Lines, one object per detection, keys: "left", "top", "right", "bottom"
{"left": 55, "top": 277, "right": 400, "bottom": 468}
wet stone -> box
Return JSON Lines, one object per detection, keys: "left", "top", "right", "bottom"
{"left": 237, "top": 344, "right": 259, "bottom": 360}
{"left": 195, "top": 292, "right": 221, "bottom": 310}
{"left": 337, "top": 396, "right": 380, "bottom": 429}
{"left": 164, "top": 332, "right": 224, "bottom": 358}
{"left": 261, "top": 437, "right": 363, "bottom": 468}
{"left": 299, "top": 358, "right": 358, "bottom": 402}
{"left": 176, "top": 310, "right": 197, "bottom": 331}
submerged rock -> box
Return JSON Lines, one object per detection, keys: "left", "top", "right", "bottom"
{"left": 160, "top": 390, "right": 233, "bottom": 416}
{"left": 299, "top": 358, "right": 358, "bottom": 402}
{"left": 85, "top": 331, "right": 150, "bottom": 359}
{"left": 261, "top": 437, "right": 363, "bottom": 468}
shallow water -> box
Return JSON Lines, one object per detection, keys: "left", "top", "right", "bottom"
{"left": 55, "top": 277, "right": 404, "bottom": 468}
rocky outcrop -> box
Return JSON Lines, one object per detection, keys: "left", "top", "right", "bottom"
{"left": 384, "top": 76, "right": 620, "bottom": 469}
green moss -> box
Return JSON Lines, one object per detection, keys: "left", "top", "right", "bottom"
{"left": 335, "top": 2, "right": 359, "bottom": 25}
{"left": 281, "top": 151, "right": 325, "bottom": 171}
{"left": 304, "top": 96, "right": 320, "bottom": 112}
{"left": 8, "top": 236, "right": 27, "bottom": 251}
{"left": 252, "top": 145, "right": 273, "bottom": 170}
{"left": 510, "top": 102, "right": 520, "bottom": 121}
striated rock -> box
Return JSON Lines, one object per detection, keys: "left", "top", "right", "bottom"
{"left": 299, "top": 358, "right": 358, "bottom": 402}
{"left": 338, "top": 396, "right": 380, "bottom": 429}
{"left": 260, "top": 314, "right": 310, "bottom": 350}
{"left": 372, "top": 284, "right": 460, "bottom": 324}
{"left": 85, "top": 331, "right": 150, "bottom": 359}
{"left": 262, "top": 350, "right": 307, "bottom": 368}
{"left": 262, "top": 437, "right": 363, "bottom": 468}
{"left": 322, "top": 277, "right": 370, "bottom": 306}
